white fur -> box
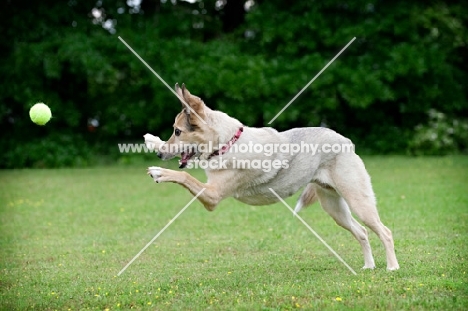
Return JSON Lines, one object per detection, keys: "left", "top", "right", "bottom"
{"left": 145, "top": 86, "right": 400, "bottom": 271}
{"left": 143, "top": 134, "right": 165, "bottom": 151}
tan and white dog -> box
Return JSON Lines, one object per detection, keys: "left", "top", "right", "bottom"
{"left": 144, "top": 84, "right": 399, "bottom": 271}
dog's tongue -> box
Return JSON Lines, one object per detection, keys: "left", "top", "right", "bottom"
{"left": 179, "top": 152, "right": 190, "bottom": 169}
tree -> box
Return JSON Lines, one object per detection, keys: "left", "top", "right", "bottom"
{"left": 0, "top": 0, "right": 466, "bottom": 167}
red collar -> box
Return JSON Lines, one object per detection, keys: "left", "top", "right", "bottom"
{"left": 208, "top": 127, "right": 243, "bottom": 159}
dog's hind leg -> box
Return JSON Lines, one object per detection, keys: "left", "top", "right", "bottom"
{"left": 340, "top": 188, "right": 399, "bottom": 270}
{"left": 332, "top": 155, "right": 400, "bottom": 270}
{"left": 315, "top": 186, "right": 376, "bottom": 269}
{"left": 294, "top": 183, "right": 318, "bottom": 213}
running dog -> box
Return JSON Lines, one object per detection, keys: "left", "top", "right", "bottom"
{"left": 144, "top": 83, "right": 399, "bottom": 271}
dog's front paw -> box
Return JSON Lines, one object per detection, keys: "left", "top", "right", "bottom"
{"left": 143, "top": 134, "right": 165, "bottom": 152}
{"left": 147, "top": 166, "right": 163, "bottom": 183}
{"left": 148, "top": 166, "right": 184, "bottom": 184}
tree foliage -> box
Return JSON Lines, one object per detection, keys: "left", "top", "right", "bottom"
{"left": 1, "top": 0, "right": 467, "bottom": 167}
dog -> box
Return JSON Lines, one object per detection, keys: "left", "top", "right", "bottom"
{"left": 144, "top": 83, "right": 400, "bottom": 271}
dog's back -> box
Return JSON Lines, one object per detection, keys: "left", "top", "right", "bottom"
{"left": 147, "top": 84, "right": 399, "bottom": 270}
{"left": 258, "top": 127, "right": 354, "bottom": 198}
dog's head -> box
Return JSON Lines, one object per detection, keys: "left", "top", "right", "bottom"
{"left": 157, "top": 84, "right": 218, "bottom": 168}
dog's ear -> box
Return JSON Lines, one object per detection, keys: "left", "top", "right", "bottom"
{"left": 175, "top": 83, "right": 206, "bottom": 127}
{"left": 175, "top": 83, "right": 188, "bottom": 111}
{"left": 181, "top": 84, "right": 205, "bottom": 116}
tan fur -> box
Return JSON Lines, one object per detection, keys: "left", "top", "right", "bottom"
{"left": 145, "top": 84, "right": 400, "bottom": 271}
{"left": 297, "top": 183, "right": 318, "bottom": 209}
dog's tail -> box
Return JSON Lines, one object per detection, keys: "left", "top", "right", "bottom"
{"left": 294, "top": 183, "right": 318, "bottom": 214}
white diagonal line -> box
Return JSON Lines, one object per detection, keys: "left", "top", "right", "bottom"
{"left": 269, "top": 188, "right": 357, "bottom": 275}
{"left": 117, "top": 188, "right": 206, "bottom": 276}
{"left": 118, "top": 36, "right": 207, "bottom": 124}
{"left": 268, "top": 37, "right": 356, "bottom": 124}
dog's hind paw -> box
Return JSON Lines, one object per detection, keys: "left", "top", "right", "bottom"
{"left": 387, "top": 265, "right": 400, "bottom": 271}
{"left": 147, "top": 166, "right": 162, "bottom": 182}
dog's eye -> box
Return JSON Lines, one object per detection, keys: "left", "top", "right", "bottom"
{"left": 174, "top": 128, "right": 181, "bottom": 136}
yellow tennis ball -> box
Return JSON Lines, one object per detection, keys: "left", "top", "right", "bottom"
{"left": 29, "top": 103, "right": 52, "bottom": 125}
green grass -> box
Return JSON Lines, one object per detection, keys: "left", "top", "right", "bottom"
{"left": 1, "top": 156, "right": 467, "bottom": 310}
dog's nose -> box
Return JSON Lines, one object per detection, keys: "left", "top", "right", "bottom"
{"left": 157, "top": 151, "right": 163, "bottom": 159}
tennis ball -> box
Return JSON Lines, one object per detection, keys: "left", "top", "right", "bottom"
{"left": 29, "top": 103, "right": 52, "bottom": 125}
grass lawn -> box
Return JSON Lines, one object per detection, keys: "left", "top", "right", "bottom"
{"left": 1, "top": 156, "right": 467, "bottom": 310}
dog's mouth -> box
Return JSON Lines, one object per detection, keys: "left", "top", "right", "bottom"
{"left": 179, "top": 151, "right": 196, "bottom": 169}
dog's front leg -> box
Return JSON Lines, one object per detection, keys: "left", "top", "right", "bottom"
{"left": 147, "top": 167, "right": 221, "bottom": 211}
{"left": 143, "top": 134, "right": 165, "bottom": 152}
